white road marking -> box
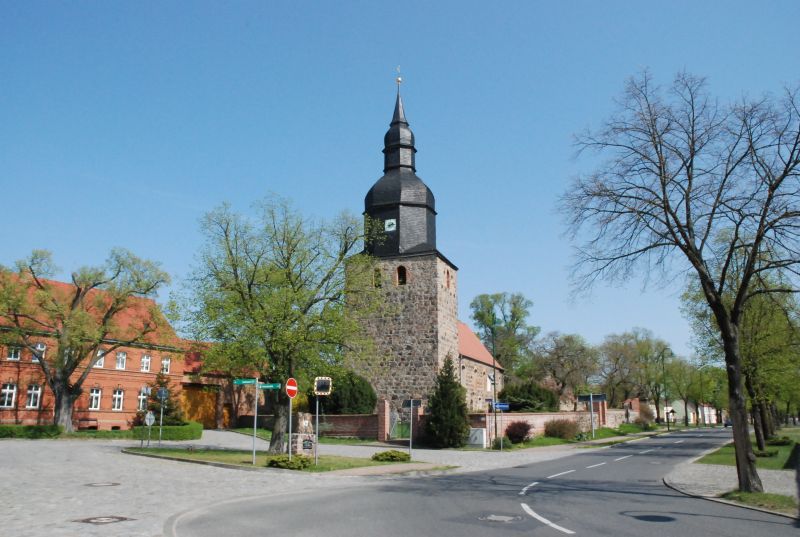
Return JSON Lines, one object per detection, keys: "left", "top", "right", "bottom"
{"left": 586, "top": 462, "right": 606, "bottom": 468}
{"left": 521, "top": 503, "right": 575, "bottom": 535}
{"left": 519, "top": 482, "right": 538, "bottom": 495}
{"left": 640, "top": 449, "right": 654, "bottom": 454}
{"left": 614, "top": 455, "right": 632, "bottom": 461}
{"left": 674, "top": 440, "right": 684, "bottom": 444}
{"left": 547, "top": 470, "right": 576, "bottom": 479}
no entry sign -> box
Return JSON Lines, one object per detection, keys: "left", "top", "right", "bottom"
{"left": 285, "top": 377, "right": 298, "bottom": 399}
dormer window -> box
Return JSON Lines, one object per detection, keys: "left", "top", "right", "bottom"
{"left": 397, "top": 266, "right": 407, "bottom": 286}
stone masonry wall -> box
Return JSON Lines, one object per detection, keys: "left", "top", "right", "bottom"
{"left": 459, "top": 356, "right": 503, "bottom": 412}
{"left": 349, "top": 254, "right": 447, "bottom": 411}
{"left": 436, "top": 258, "right": 458, "bottom": 370}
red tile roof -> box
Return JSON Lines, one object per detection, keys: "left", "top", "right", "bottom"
{"left": 457, "top": 321, "right": 502, "bottom": 370}
{"left": 0, "top": 276, "right": 181, "bottom": 349}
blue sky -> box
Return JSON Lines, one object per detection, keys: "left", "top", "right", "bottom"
{"left": 2, "top": 1, "right": 798, "bottom": 356}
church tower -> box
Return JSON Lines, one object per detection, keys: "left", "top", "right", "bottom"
{"left": 356, "top": 87, "right": 459, "bottom": 410}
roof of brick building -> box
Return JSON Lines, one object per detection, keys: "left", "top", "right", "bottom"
{"left": 457, "top": 321, "right": 502, "bottom": 370}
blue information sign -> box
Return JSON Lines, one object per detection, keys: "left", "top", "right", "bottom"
{"left": 494, "top": 402, "right": 510, "bottom": 411}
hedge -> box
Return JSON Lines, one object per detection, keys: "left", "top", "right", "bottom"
{"left": 133, "top": 421, "right": 203, "bottom": 441}
{"left": 0, "top": 424, "right": 63, "bottom": 439}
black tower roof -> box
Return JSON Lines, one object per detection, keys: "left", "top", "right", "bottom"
{"left": 365, "top": 90, "right": 439, "bottom": 258}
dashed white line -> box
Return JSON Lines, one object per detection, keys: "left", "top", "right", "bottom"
{"left": 547, "top": 469, "right": 576, "bottom": 479}
{"left": 586, "top": 462, "right": 606, "bottom": 469}
{"left": 640, "top": 449, "right": 654, "bottom": 454}
{"left": 522, "top": 503, "right": 575, "bottom": 535}
{"left": 614, "top": 455, "right": 633, "bottom": 461}
{"left": 519, "top": 482, "right": 538, "bottom": 495}
{"left": 674, "top": 440, "right": 684, "bottom": 444}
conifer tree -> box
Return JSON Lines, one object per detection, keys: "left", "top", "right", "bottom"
{"left": 425, "top": 356, "right": 470, "bottom": 448}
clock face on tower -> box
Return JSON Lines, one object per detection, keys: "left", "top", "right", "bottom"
{"left": 384, "top": 218, "right": 397, "bottom": 232}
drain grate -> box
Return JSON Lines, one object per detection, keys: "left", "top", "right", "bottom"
{"left": 84, "top": 482, "right": 121, "bottom": 487}
{"left": 74, "top": 516, "right": 133, "bottom": 525}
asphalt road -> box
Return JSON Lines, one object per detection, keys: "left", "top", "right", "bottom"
{"left": 170, "top": 429, "right": 798, "bottom": 537}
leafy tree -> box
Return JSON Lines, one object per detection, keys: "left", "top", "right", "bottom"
{"left": 134, "top": 372, "right": 185, "bottom": 426}
{"left": 0, "top": 250, "right": 170, "bottom": 432}
{"left": 498, "top": 380, "right": 559, "bottom": 412}
{"left": 665, "top": 357, "right": 697, "bottom": 426}
{"left": 424, "top": 356, "right": 470, "bottom": 448}
{"left": 597, "top": 333, "right": 641, "bottom": 407}
{"left": 562, "top": 72, "right": 800, "bottom": 492}
{"left": 183, "top": 198, "right": 381, "bottom": 453}
{"left": 533, "top": 332, "right": 599, "bottom": 409}
{"left": 311, "top": 369, "right": 376, "bottom": 414}
{"left": 469, "top": 292, "right": 540, "bottom": 376}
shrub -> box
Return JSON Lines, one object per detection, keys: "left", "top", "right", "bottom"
{"left": 635, "top": 403, "right": 655, "bottom": 428}
{"left": 314, "top": 370, "right": 377, "bottom": 414}
{"left": 372, "top": 449, "right": 411, "bottom": 462}
{"left": 505, "top": 421, "right": 532, "bottom": 444}
{"left": 544, "top": 419, "right": 580, "bottom": 440}
{"left": 132, "top": 421, "right": 202, "bottom": 441}
{"left": 0, "top": 424, "right": 62, "bottom": 439}
{"left": 491, "top": 435, "right": 512, "bottom": 450}
{"left": 765, "top": 436, "right": 792, "bottom": 446}
{"left": 754, "top": 449, "right": 779, "bottom": 458}
{"left": 425, "top": 357, "right": 470, "bottom": 448}
{"left": 267, "top": 454, "right": 312, "bottom": 470}
{"left": 499, "top": 381, "right": 559, "bottom": 412}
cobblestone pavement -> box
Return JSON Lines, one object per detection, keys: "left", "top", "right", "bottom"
{"left": 3, "top": 429, "right": 796, "bottom": 536}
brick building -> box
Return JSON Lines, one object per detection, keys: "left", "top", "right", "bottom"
{"left": 0, "top": 279, "right": 186, "bottom": 430}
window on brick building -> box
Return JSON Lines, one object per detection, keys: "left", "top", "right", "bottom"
{"left": 112, "top": 389, "right": 124, "bottom": 411}
{"left": 137, "top": 387, "right": 149, "bottom": 411}
{"left": 115, "top": 352, "right": 127, "bottom": 370}
{"left": 161, "top": 357, "right": 171, "bottom": 374}
{"left": 7, "top": 347, "right": 21, "bottom": 361}
{"left": 89, "top": 388, "right": 102, "bottom": 411}
{"left": 26, "top": 384, "right": 42, "bottom": 409}
{"left": 397, "top": 266, "right": 407, "bottom": 285}
{"left": 94, "top": 350, "right": 105, "bottom": 368}
{"left": 1, "top": 383, "right": 17, "bottom": 408}
{"left": 33, "top": 342, "right": 46, "bottom": 363}
{"left": 141, "top": 354, "right": 151, "bottom": 372}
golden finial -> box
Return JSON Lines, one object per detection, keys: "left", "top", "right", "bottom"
{"left": 395, "top": 65, "right": 403, "bottom": 86}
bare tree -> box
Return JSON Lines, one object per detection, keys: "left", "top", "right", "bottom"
{"left": 561, "top": 72, "right": 800, "bottom": 492}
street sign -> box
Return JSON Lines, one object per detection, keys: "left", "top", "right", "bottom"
{"left": 157, "top": 387, "right": 169, "bottom": 401}
{"left": 233, "top": 378, "right": 256, "bottom": 385}
{"left": 577, "top": 394, "right": 607, "bottom": 402}
{"left": 402, "top": 399, "right": 422, "bottom": 408}
{"left": 259, "top": 383, "right": 281, "bottom": 390}
{"left": 144, "top": 411, "right": 155, "bottom": 426}
{"left": 313, "top": 377, "right": 332, "bottom": 396}
{"left": 494, "top": 402, "right": 510, "bottom": 411}
{"left": 285, "top": 377, "right": 298, "bottom": 399}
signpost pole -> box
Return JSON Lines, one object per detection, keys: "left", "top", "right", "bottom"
{"left": 590, "top": 393, "right": 595, "bottom": 439}
{"left": 252, "top": 377, "right": 258, "bottom": 465}
{"left": 315, "top": 396, "right": 319, "bottom": 466}
{"left": 408, "top": 399, "right": 413, "bottom": 459}
{"left": 288, "top": 396, "right": 293, "bottom": 461}
{"left": 500, "top": 409, "right": 504, "bottom": 451}
{"left": 158, "top": 404, "right": 164, "bottom": 447}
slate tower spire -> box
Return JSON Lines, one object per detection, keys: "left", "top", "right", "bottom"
{"left": 365, "top": 87, "right": 437, "bottom": 257}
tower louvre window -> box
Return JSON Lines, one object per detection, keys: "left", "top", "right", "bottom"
{"left": 397, "top": 266, "right": 407, "bottom": 286}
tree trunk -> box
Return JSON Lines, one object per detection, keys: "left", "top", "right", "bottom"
{"left": 722, "top": 338, "right": 763, "bottom": 492}
{"left": 683, "top": 400, "right": 689, "bottom": 426}
{"left": 759, "top": 401, "right": 773, "bottom": 439}
{"left": 752, "top": 405, "right": 766, "bottom": 451}
{"left": 53, "top": 389, "right": 77, "bottom": 433}
{"left": 269, "top": 392, "right": 289, "bottom": 454}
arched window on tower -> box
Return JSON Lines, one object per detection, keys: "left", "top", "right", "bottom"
{"left": 397, "top": 265, "right": 407, "bottom": 286}
{"left": 373, "top": 268, "right": 382, "bottom": 288}
{"left": 446, "top": 269, "right": 451, "bottom": 289}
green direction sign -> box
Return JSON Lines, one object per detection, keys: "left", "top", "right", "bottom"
{"left": 259, "top": 383, "right": 281, "bottom": 390}
{"left": 233, "top": 378, "right": 256, "bottom": 385}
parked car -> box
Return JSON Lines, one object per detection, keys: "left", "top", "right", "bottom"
{"left": 723, "top": 418, "right": 732, "bottom": 427}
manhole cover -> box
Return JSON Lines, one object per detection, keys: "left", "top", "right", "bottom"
{"left": 74, "top": 516, "right": 133, "bottom": 525}
{"left": 479, "top": 514, "right": 522, "bottom": 523}
{"left": 84, "top": 482, "right": 120, "bottom": 487}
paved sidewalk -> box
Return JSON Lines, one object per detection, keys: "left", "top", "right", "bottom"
{"left": 665, "top": 461, "right": 798, "bottom": 501}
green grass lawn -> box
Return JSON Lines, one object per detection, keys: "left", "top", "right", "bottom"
{"left": 231, "top": 428, "right": 379, "bottom": 445}
{"left": 126, "top": 447, "right": 402, "bottom": 472}
{"left": 721, "top": 491, "right": 798, "bottom": 515}
{"left": 697, "top": 427, "right": 799, "bottom": 470}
